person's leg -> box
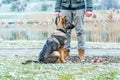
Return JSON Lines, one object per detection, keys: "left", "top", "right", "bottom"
{"left": 61, "top": 10, "right": 73, "bottom": 57}
{"left": 73, "top": 9, "right": 85, "bottom": 60}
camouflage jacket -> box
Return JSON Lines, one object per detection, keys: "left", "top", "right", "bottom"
{"left": 55, "top": 0, "right": 93, "bottom": 12}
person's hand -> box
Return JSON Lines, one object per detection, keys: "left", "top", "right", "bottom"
{"left": 86, "top": 11, "right": 92, "bottom": 17}
{"left": 55, "top": 12, "right": 60, "bottom": 17}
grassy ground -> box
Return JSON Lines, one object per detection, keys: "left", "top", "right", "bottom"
{"left": 0, "top": 55, "right": 120, "bottom": 80}
{"left": 0, "top": 41, "right": 120, "bottom": 80}
{"left": 0, "top": 40, "right": 120, "bottom": 49}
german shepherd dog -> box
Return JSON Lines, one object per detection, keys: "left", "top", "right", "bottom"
{"left": 22, "top": 16, "right": 75, "bottom": 64}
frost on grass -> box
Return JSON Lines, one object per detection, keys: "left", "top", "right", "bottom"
{"left": 0, "top": 55, "right": 120, "bottom": 80}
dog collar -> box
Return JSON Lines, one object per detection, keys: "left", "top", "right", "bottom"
{"left": 57, "top": 29, "right": 66, "bottom": 34}
{"left": 53, "top": 30, "right": 67, "bottom": 38}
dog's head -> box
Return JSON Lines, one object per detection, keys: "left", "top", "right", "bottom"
{"left": 56, "top": 16, "right": 75, "bottom": 32}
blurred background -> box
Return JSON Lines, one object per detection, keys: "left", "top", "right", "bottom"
{"left": 0, "top": 0, "right": 120, "bottom": 43}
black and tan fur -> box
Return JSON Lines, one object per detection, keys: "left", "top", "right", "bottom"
{"left": 22, "top": 16, "right": 75, "bottom": 64}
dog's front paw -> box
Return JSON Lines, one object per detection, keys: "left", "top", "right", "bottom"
{"left": 61, "top": 60, "right": 66, "bottom": 63}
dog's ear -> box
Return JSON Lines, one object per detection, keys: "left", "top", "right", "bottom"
{"left": 64, "top": 16, "right": 66, "bottom": 19}
{"left": 61, "top": 16, "right": 66, "bottom": 25}
{"left": 57, "top": 16, "right": 66, "bottom": 29}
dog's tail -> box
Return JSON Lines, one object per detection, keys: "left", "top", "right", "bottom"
{"left": 22, "top": 60, "right": 39, "bottom": 65}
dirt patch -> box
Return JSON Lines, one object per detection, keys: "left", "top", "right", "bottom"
{"left": 65, "top": 56, "right": 120, "bottom": 64}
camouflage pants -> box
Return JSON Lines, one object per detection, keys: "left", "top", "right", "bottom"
{"left": 61, "top": 9, "right": 85, "bottom": 50}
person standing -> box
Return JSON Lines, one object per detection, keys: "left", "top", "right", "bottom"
{"left": 55, "top": 0, "right": 93, "bottom": 61}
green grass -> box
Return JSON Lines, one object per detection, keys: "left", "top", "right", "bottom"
{"left": 0, "top": 55, "right": 120, "bottom": 80}
{"left": 59, "top": 74, "right": 75, "bottom": 80}
{"left": 93, "top": 71, "right": 118, "bottom": 80}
